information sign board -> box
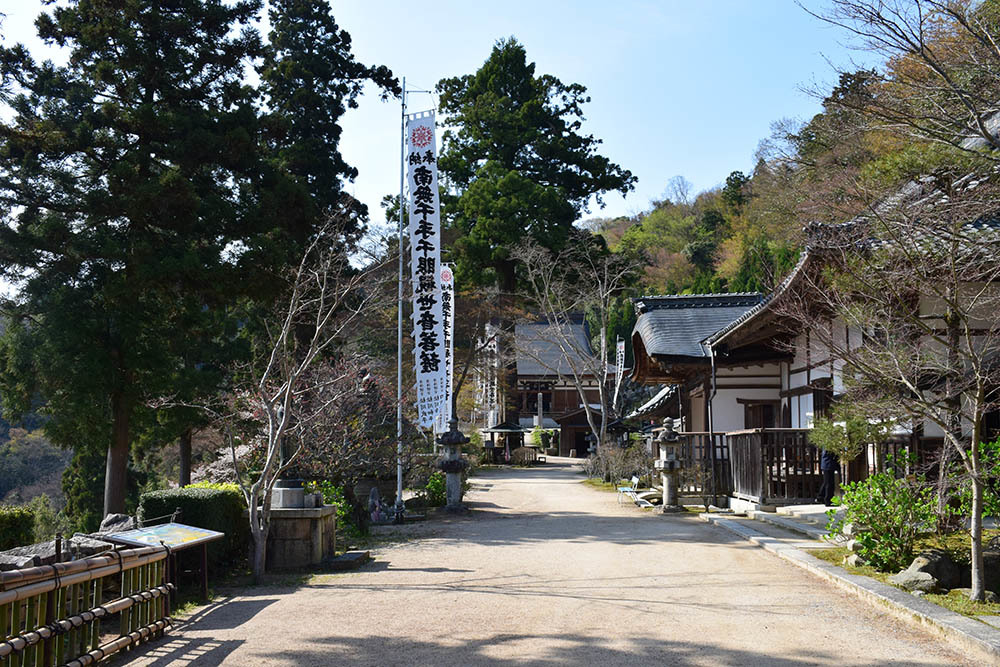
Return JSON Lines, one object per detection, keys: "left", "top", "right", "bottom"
{"left": 107, "top": 522, "right": 224, "bottom": 550}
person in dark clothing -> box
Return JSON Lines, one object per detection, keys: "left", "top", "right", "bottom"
{"left": 816, "top": 449, "right": 839, "bottom": 506}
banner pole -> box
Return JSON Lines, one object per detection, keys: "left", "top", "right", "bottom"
{"left": 396, "top": 78, "right": 407, "bottom": 516}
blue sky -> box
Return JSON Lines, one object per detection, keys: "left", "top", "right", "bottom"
{"left": 3, "top": 1, "right": 878, "bottom": 230}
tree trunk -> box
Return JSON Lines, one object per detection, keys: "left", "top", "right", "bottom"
{"left": 103, "top": 391, "right": 131, "bottom": 517}
{"left": 179, "top": 427, "right": 193, "bottom": 487}
{"left": 969, "top": 475, "right": 985, "bottom": 601}
{"left": 252, "top": 530, "right": 268, "bottom": 583}
{"left": 935, "top": 443, "right": 952, "bottom": 526}
{"left": 249, "top": 500, "right": 269, "bottom": 583}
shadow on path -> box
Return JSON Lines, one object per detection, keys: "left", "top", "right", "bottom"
{"left": 242, "top": 631, "right": 919, "bottom": 667}
{"left": 172, "top": 596, "right": 280, "bottom": 632}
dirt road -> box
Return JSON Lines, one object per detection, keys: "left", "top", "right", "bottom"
{"left": 128, "top": 461, "right": 972, "bottom": 666}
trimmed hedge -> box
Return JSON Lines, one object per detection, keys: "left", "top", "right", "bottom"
{"left": 138, "top": 484, "right": 248, "bottom": 566}
{"left": 0, "top": 505, "right": 34, "bottom": 550}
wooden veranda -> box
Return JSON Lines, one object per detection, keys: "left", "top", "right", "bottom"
{"left": 727, "top": 428, "right": 822, "bottom": 505}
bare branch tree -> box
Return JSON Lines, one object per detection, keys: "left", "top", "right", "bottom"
{"left": 513, "top": 238, "right": 638, "bottom": 450}
{"left": 806, "top": 0, "right": 1000, "bottom": 159}
{"left": 222, "top": 219, "right": 391, "bottom": 581}
{"left": 775, "top": 174, "right": 1000, "bottom": 600}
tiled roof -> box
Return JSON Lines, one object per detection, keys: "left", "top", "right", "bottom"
{"left": 632, "top": 293, "right": 763, "bottom": 360}
{"left": 515, "top": 321, "right": 609, "bottom": 377}
{"left": 625, "top": 384, "right": 675, "bottom": 420}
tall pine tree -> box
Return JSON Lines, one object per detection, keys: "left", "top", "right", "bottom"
{"left": 0, "top": 0, "right": 264, "bottom": 520}
{"left": 437, "top": 38, "right": 636, "bottom": 292}
{"left": 0, "top": 1, "right": 397, "bottom": 525}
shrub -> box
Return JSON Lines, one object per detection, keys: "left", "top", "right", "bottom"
{"left": 808, "top": 412, "right": 891, "bottom": 466}
{"left": 0, "top": 504, "right": 34, "bottom": 550}
{"left": 827, "top": 470, "right": 937, "bottom": 571}
{"left": 425, "top": 472, "right": 446, "bottom": 507}
{"left": 312, "top": 480, "right": 363, "bottom": 539}
{"left": 27, "top": 494, "right": 72, "bottom": 542}
{"left": 951, "top": 437, "right": 1000, "bottom": 520}
{"left": 138, "top": 484, "right": 248, "bottom": 566}
{"left": 587, "top": 444, "right": 653, "bottom": 485}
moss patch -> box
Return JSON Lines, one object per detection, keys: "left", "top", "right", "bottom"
{"left": 811, "top": 545, "right": 1000, "bottom": 619}
{"left": 811, "top": 547, "right": 892, "bottom": 584}
{"left": 912, "top": 529, "right": 1000, "bottom": 566}
{"left": 924, "top": 589, "right": 1000, "bottom": 617}
{"left": 582, "top": 479, "right": 621, "bottom": 492}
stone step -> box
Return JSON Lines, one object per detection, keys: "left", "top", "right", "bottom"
{"left": 324, "top": 550, "right": 371, "bottom": 571}
{"left": 746, "top": 510, "right": 833, "bottom": 542}
{"left": 776, "top": 503, "right": 845, "bottom": 525}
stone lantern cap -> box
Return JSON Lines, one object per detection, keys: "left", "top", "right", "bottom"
{"left": 656, "top": 417, "right": 678, "bottom": 443}
{"left": 437, "top": 418, "right": 469, "bottom": 447}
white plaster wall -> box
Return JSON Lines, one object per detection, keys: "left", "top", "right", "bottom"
{"left": 924, "top": 419, "right": 946, "bottom": 437}
{"left": 789, "top": 370, "right": 808, "bottom": 390}
{"left": 794, "top": 393, "right": 814, "bottom": 429}
{"left": 709, "top": 387, "right": 782, "bottom": 432}
{"left": 793, "top": 332, "right": 809, "bottom": 367}
{"left": 716, "top": 362, "right": 781, "bottom": 377}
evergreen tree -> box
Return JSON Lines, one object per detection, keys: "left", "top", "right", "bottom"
{"left": 257, "top": 0, "right": 398, "bottom": 249}
{"left": 0, "top": 1, "right": 397, "bottom": 522}
{"left": 0, "top": 0, "right": 266, "bottom": 518}
{"left": 437, "top": 38, "right": 636, "bottom": 292}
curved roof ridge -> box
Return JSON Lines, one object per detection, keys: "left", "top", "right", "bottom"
{"left": 637, "top": 291, "right": 764, "bottom": 299}
{"left": 704, "top": 250, "right": 811, "bottom": 347}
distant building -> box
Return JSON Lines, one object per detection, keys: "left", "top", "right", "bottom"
{"left": 476, "top": 316, "right": 614, "bottom": 458}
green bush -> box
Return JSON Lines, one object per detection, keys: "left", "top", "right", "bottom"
{"left": 827, "top": 470, "right": 937, "bottom": 571}
{"left": 952, "top": 437, "right": 1000, "bottom": 520}
{"left": 425, "top": 472, "right": 446, "bottom": 507}
{"left": 27, "top": 494, "right": 72, "bottom": 542}
{"left": 0, "top": 504, "right": 34, "bottom": 550}
{"left": 808, "top": 411, "right": 892, "bottom": 465}
{"left": 312, "top": 481, "right": 363, "bottom": 538}
{"left": 138, "top": 484, "right": 248, "bottom": 566}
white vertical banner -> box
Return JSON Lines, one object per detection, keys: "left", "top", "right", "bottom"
{"left": 407, "top": 112, "right": 447, "bottom": 428}
{"left": 613, "top": 337, "right": 626, "bottom": 410}
{"left": 433, "top": 264, "right": 455, "bottom": 434}
{"left": 484, "top": 322, "right": 499, "bottom": 428}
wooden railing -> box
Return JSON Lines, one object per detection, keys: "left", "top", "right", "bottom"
{"left": 0, "top": 546, "right": 173, "bottom": 667}
{"left": 677, "top": 432, "right": 732, "bottom": 498}
{"left": 727, "top": 428, "right": 822, "bottom": 505}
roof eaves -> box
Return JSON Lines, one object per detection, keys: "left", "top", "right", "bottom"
{"left": 704, "top": 250, "right": 811, "bottom": 348}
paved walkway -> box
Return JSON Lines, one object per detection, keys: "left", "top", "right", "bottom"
{"left": 128, "top": 461, "right": 974, "bottom": 666}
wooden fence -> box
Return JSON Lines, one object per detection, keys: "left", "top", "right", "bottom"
{"left": 0, "top": 545, "right": 173, "bottom": 667}
{"left": 728, "top": 428, "right": 823, "bottom": 505}
{"left": 677, "top": 432, "right": 732, "bottom": 499}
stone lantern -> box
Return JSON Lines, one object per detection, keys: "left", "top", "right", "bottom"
{"left": 436, "top": 418, "right": 470, "bottom": 512}
{"left": 654, "top": 417, "right": 684, "bottom": 513}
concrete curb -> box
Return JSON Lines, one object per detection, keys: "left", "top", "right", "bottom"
{"left": 700, "top": 513, "right": 1000, "bottom": 664}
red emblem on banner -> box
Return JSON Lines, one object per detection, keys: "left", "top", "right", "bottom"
{"left": 410, "top": 125, "right": 433, "bottom": 148}
{"left": 441, "top": 267, "right": 453, "bottom": 283}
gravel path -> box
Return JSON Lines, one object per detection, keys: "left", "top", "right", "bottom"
{"left": 128, "top": 460, "right": 973, "bottom": 666}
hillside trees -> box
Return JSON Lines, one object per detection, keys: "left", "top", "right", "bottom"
{"left": 0, "top": 0, "right": 396, "bottom": 525}
{"left": 437, "top": 38, "right": 636, "bottom": 293}
{"left": 813, "top": 0, "right": 1000, "bottom": 166}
